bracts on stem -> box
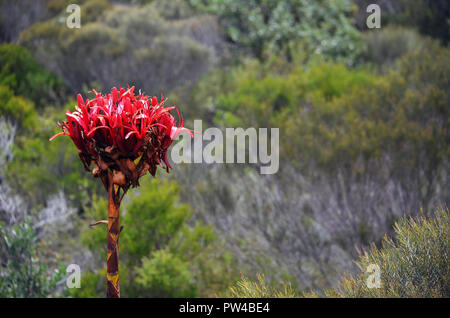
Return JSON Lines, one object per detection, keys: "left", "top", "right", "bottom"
{"left": 106, "top": 177, "right": 122, "bottom": 298}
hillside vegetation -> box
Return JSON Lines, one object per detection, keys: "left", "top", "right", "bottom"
{"left": 0, "top": 0, "right": 448, "bottom": 297}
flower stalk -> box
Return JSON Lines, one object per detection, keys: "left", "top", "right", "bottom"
{"left": 105, "top": 171, "right": 121, "bottom": 297}
{"left": 51, "top": 86, "right": 191, "bottom": 297}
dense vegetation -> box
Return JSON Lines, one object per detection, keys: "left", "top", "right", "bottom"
{"left": 229, "top": 207, "right": 449, "bottom": 298}
{"left": 0, "top": 0, "right": 448, "bottom": 297}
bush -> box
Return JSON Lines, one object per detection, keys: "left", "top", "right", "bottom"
{"left": 19, "top": 3, "right": 221, "bottom": 94}
{"left": 191, "top": 0, "right": 362, "bottom": 64}
{"left": 5, "top": 100, "right": 100, "bottom": 209}
{"left": 227, "top": 274, "right": 297, "bottom": 298}
{"left": 0, "top": 44, "right": 67, "bottom": 107}
{"left": 150, "top": 0, "right": 195, "bottom": 20}
{"left": 210, "top": 40, "right": 449, "bottom": 204}
{"left": 0, "top": 85, "right": 36, "bottom": 131}
{"left": 176, "top": 39, "right": 449, "bottom": 291}
{"left": 361, "top": 27, "right": 426, "bottom": 69}
{"left": 226, "top": 207, "right": 449, "bottom": 298}
{"left": 136, "top": 250, "right": 196, "bottom": 297}
{"left": 120, "top": 177, "right": 192, "bottom": 261}
{"left": 327, "top": 207, "right": 449, "bottom": 297}
{"left": 0, "top": 219, "right": 64, "bottom": 297}
{"left": 76, "top": 177, "right": 237, "bottom": 297}
{"left": 213, "top": 61, "right": 377, "bottom": 130}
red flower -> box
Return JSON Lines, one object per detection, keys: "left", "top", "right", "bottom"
{"left": 51, "top": 86, "right": 191, "bottom": 187}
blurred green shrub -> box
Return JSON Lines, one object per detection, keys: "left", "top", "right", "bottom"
{"left": 5, "top": 98, "right": 101, "bottom": 210}
{"left": 0, "top": 85, "right": 37, "bottom": 131}
{"left": 191, "top": 0, "right": 362, "bottom": 64}
{"left": 0, "top": 44, "right": 67, "bottom": 107}
{"left": 209, "top": 39, "right": 449, "bottom": 182}
{"left": 361, "top": 27, "right": 426, "bottom": 69}
{"left": 82, "top": 0, "right": 111, "bottom": 23}
{"left": 212, "top": 61, "right": 377, "bottom": 129}
{"left": 150, "top": 0, "right": 195, "bottom": 20}
{"left": 227, "top": 274, "right": 297, "bottom": 298}
{"left": 0, "top": 219, "right": 64, "bottom": 297}
{"left": 120, "top": 177, "right": 192, "bottom": 261}
{"left": 228, "top": 207, "right": 449, "bottom": 298}
{"left": 6, "top": 132, "right": 99, "bottom": 210}
{"left": 354, "top": 0, "right": 450, "bottom": 44}
{"left": 327, "top": 207, "right": 449, "bottom": 297}
{"left": 74, "top": 177, "right": 237, "bottom": 297}
{"left": 136, "top": 250, "right": 196, "bottom": 297}
{"left": 19, "top": 2, "right": 220, "bottom": 94}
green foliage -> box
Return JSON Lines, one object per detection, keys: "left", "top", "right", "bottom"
{"left": 361, "top": 27, "right": 427, "bottom": 69}
{"left": 18, "top": 3, "right": 219, "bottom": 94}
{"left": 121, "top": 177, "right": 191, "bottom": 260}
{"left": 68, "top": 269, "right": 105, "bottom": 298}
{"left": 228, "top": 207, "right": 449, "bottom": 298}
{"left": 288, "top": 46, "right": 448, "bottom": 186}
{"left": 207, "top": 38, "right": 449, "bottom": 185}
{"left": 191, "top": 0, "right": 362, "bottom": 63}
{"left": 82, "top": 0, "right": 112, "bottom": 23}
{"left": 327, "top": 207, "right": 449, "bottom": 297}
{"left": 78, "top": 177, "right": 237, "bottom": 297}
{"left": 0, "top": 44, "right": 66, "bottom": 107}
{"left": 150, "top": 0, "right": 195, "bottom": 20}
{"left": 136, "top": 250, "right": 196, "bottom": 297}
{"left": 227, "top": 274, "right": 297, "bottom": 298}
{"left": 0, "top": 85, "right": 37, "bottom": 131}
{"left": 5, "top": 103, "right": 100, "bottom": 210}
{"left": 212, "top": 59, "right": 377, "bottom": 130}
{"left": 1, "top": 0, "right": 448, "bottom": 299}
{"left": 0, "top": 219, "right": 64, "bottom": 297}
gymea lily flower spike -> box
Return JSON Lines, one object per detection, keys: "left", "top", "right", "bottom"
{"left": 51, "top": 86, "right": 192, "bottom": 297}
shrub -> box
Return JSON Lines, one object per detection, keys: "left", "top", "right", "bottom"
{"left": 0, "top": 85, "right": 37, "bottom": 131}
{"left": 150, "top": 0, "right": 195, "bottom": 20}
{"left": 175, "top": 40, "right": 449, "bottom": 291}
{"left": 327, "top": 207, "right": 449, "bottom": 297}
{"left": 76, "top": 177, "right": 237, "bottom": 297}
{"left": 225, "top": 207, "right": 449, "bottom": 298}
{"left": 213, "top": 62, "right": 377, "bottom": 129}
{"left": 5, "top": 99, "right": 100, "bottom": 209}
{"left": 191, "top": 0, "right": 362, "bottom": 64}
{"left": 227, "top": 274, "right": 297, "bottom": 298}
{"left": 210, "top": 40, "right": 449, "bottom": 206}
{"left": 0, "top": 219, "right": 64, "bottom": 297}
{"left": 361, "top": 27, "right": 426, "bottom": 69}
{"left": 0, "top": 44, "right": 67, "bottom": 107}
{"left": 120, "top": 178, "right": 192, "bottom": 261}
{"left": 19, "top": 3, "right": 221, "bottom": 94}
{"left": 136, "top": 250, "right": 196, "bottom": 297}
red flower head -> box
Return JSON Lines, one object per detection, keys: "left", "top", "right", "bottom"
{"left": 51, "top": 86, "right": 191, "bottom": 189}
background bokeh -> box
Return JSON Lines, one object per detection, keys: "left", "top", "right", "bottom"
{"left": 0, "top": 0, "right": 448, "bottom": 297}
